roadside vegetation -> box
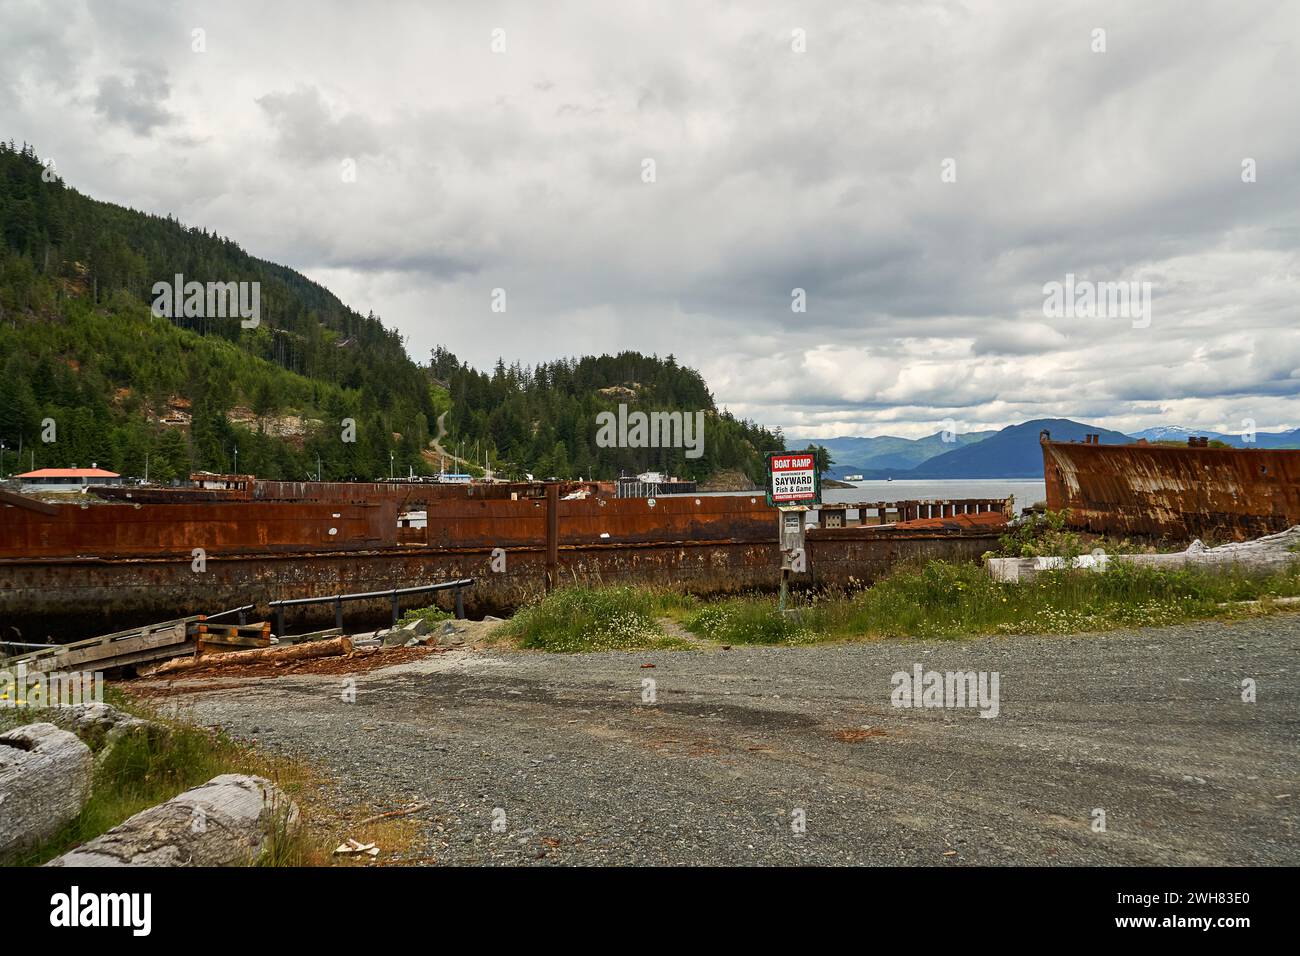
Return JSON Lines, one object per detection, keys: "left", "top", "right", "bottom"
{"left": 994, "top": 508, "right": 1154, "bottom": 558}
{"left": 500, "top": 585, "right": 692, "bottom": 652}
{"left": 0, "top": 688, "right": 325, "bottom": 866}
{"left": 501, "top": 559, "right": 1300, "bottom": 651}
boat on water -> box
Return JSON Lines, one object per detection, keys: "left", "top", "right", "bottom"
{"left": 843, "top": 474, "right": 864, "bottom": 482}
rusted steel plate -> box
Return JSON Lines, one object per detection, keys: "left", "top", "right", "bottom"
{"left": 1043, "top": 440, "right": 1300, "bottom": 540}
{"left": 0, "top": 501, "right": 397, "bottom": 559}
{"left": 252, "top": 478, "right": 603, "bottom": 503}
{"left": 559, "top": 494, "right": 774, "bottom": 545}
{"left": 888, "top": 512, "right": 1008, "bottom": 533}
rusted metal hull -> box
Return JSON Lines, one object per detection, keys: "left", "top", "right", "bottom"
{"left": 1, "top": 490, "right": 1006, "bottom": 640}
{"left": 0, "top": 494, "right": 776, "bottom": 558}
{"left": 1042, "top": 440, "right": 1300, "bottom": 540}
{"left": 0, "top": 532, "right": 1003, "bottom": 640}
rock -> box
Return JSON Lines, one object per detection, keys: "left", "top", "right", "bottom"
{"left": 44, "top": 702, "right": 172, "bottom": 761}
{"left": 47, "top": 774, "right": 298, "bottom": 867}
{"left": 402, "top": 617, "right": 430, "bottom": 636}
{"left": 435, "top": 623, "right": 466, "bottom": 647}
{"left": 0, "top": 723, "right": 93, "bottom": 862}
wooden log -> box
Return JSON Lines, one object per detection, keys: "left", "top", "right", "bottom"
{"left": 148, "top": 636, "right": 353, "bottom": 676}
{"left": 46, "top": 774, "right": 298, "bottom": 867}
{"left": 196, "top": 634, "right": 270, "bottom": 655}
{"left": 0, "top": 724, "right": 93, "bottom": 863}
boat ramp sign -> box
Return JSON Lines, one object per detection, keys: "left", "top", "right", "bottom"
{"left": 767, "top": 452, "right": 820, "bottom": 506}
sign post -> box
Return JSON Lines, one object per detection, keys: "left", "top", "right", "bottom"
{"left": 766, "top": 452, "right": 821, "bottom": 610}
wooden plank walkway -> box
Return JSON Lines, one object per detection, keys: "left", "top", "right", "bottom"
{"left": 2, "top": 616, "right": 270, "bottom": 674}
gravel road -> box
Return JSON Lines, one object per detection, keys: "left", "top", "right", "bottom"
{"left": 158, "top": 615, "right": 1299, "bottom": 865}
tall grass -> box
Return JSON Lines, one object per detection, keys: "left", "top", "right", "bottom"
{"left": 682, "top": 559, "right": 1300, "bottom": 645}
{"left": 502, "top": 585, "right": 691, "bottom": 652}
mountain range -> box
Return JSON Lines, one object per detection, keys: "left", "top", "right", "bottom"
{"left": 1127, "top": 425, "right": 1300, "bottom": 449}
{"left": 799, "top": 419, "right": 1300, "bottom": 481}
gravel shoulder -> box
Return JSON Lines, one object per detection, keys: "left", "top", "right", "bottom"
{"left": 139, "top": 615, "right": 1300, "bottom": 865}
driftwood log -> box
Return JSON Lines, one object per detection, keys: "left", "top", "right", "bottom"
{"left": 148, "top": 636, "right": 353, "bottom": 676}
{"left": 987, "top": 524, "right": 1300, "bottom": 583}
{"left": 47, "top": 773, "right": 298, "bottom": 867}
{"left": 0, "top": 723, "right": 92, "bottom": 862}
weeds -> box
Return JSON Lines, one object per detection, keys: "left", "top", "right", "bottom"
{"left": 502, "top": 585, "right": 691, "bottom": 652}
{"left": 996, "top": 508, "right": 1151, "bottom": 558}
{"left": 679, "top": 559, "right": 1300, "bottom": 645}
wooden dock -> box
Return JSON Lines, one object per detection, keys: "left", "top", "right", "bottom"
{"left": 2, "top": 617, "right": 270, "bottom": 675}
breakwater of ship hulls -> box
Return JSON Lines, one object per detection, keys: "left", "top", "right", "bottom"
{"left": 0, "top": 530, "right": 1001, "bottom": 640}
{"left": 0, "top": 492, "right": 1008, "bottom": 640}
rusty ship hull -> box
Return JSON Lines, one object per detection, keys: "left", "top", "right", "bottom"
{"left": 1042, "top": 439, "right": 1300, "bottom": 540}
{"left": 1, "top": 486, "right": 1008, "bottom": 640}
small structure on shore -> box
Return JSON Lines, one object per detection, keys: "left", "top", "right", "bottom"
{"left": 15, "top": 466, "right": 121, "bottom": 494}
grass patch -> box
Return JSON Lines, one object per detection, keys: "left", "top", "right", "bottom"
{"left": 681, "top": 559, "right": 1300, "bottom": 645}
{"left": 501, "top": 585, "right": 692, "bottom": 652}
{"left": 686, "top": 601, "right": 816, "bottom": 645}
{"left": 2, "top": 688, "right": 327, "bottom": 866}
{"left": 396, "top": 604, "right": 454, "bottom": 629}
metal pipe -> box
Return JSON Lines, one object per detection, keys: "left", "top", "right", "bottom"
{"left": 267, "top": 579, "right": 474, "bottom": 608}
{"left": 205, "top": 603, "right": 257, "bottom": 621}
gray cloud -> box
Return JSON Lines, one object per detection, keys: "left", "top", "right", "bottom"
{"left": 93, "top": 64, "right": 174, "bottom": 134}
{"left": 1, "top": 0, "right": 1297, "bottom": 439}
{"left": 256, "top": 86, "right": 379, "bottom": 163}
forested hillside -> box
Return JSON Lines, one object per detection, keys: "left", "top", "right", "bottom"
{"left": 432, "top": 348, "right": 785, "bottom": 482}
{"left": 0, "top": 141, "right": 435, "bottom": 481}
{"left": 0, "top": 142, "right": 783, "bottom": 483}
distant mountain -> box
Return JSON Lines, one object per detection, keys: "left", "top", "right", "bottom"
{"left": 1128, "top": 425, "right": 1214, "bottom": 443}
{"left": 1128, "top": 425, "right": 1300, "bottom": 449}
{"left": 905, "top": 419, "right": 1132, "bottom": 478}
{"left": 790, "top": 430, "right": 995, "bottom": 477}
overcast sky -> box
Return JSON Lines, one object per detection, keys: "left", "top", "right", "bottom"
{"left": 2, "top": 0, "right": 1297, "bottom": 438}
